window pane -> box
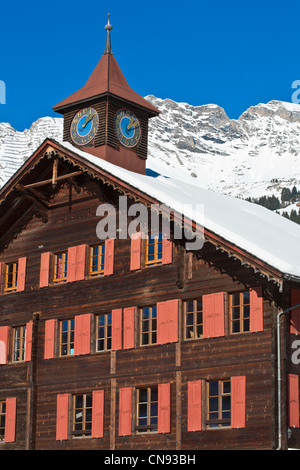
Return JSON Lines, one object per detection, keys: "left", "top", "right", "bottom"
{"left": 142, "top": 308, "right": 150, "bottom": 320}
{"left": 222, "top": 396, "right": 231, "bottom": 411}
{"left": 223, "top": 381, "right": 231, "bottom": 394}
{"left": 244, "top": 305, "right": 250, "bottom": 318}
{"left": 186, "top": 300, "right": 194, "bottom": 312}
{"left": 139, "top": 404, "right": 147, "bottom": 418}
{"left": 186, "top": 326, "right": 193, "bottom": 339}
{"left": 243, "top": 319, "right": 250, "bottom": 331}
{"left": 243, "top": 291, "right": 250, "bottom": 304}
{"left": 232, "top": 306, "right": 240, "bottom": 320}
{"left": 139, "top": 389, "right": 147, "bottom": 402}
{"left": 209, "top": 397, "right": 218, "bottom": 412}
{"left": 209, "top": 382, "right": 218, "bottom": 396}
{"left": 232, "top": 293, "right": 240, "bottom": 306}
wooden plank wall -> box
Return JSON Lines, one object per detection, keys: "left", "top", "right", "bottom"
{"left": 0, "top": 178, "right": 285, "bottom": 450}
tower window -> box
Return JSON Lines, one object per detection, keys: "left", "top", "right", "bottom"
{"left": 5, "top": 262, "right": 18, "bottom": 292}
{"left": 12, "top": 325, "right": 27, "bottom": 362}
{"left": 96, "top": 313, "right": 112, "bottom": 351}
{"left": 230, "top": 292, "right": 250, "bottom": 333}
{"left": 59, "top": 318, "right": 74, "bottom": 356}
{"left": 136, "top": 387, "right": 158, "bottom": 433}
{"left": 184, "top": 299, "right": 203, "bottom": 340}
{"left": 145, "top": 233, "right": 163, "bottom": 266}
{"left": 72, "top": 393, "right": 92, "bottom": 438}
{"left": 139, "top": 306, "right": 157, "bottom": 346}
{"left": 53, "top": 251, "right": 68, "bottom": 283}
{"left": 89, "top": 244, "right": 105, "bottom": 277}
{"left": 206, "top": 380, "right": 231, "bottom": 429}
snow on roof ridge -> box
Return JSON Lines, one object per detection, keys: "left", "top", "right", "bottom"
{"left": 58, "top": 140, "right": 300, "bottom": 279}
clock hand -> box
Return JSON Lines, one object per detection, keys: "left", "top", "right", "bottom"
{"left": 79, "top": 114, "right": 96, "bottom": 131}
{"left": 126, "top": 119, "right": 138, "bottom": 130}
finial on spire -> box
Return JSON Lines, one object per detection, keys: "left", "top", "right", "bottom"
{"left": 104, "top": 14, "right": 113, "bottom": 55}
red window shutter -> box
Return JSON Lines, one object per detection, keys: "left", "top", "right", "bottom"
{"left": 0, "top": 262, "right": 2, "bottom": 294}
{"left": 0, "top": 326, "right": 9, "bottom": 365}
{"left": 167, "top": 299, "right": 179, "bottom": 343}
{"left": 112, "top": 309, "right": 122, "bottom": 351}
{"left": 162, "top": 238, "right": 173, "bottom": 265}
{"left": 158, "top": 383, "right": 171, "bottom": 434}
{"left": 130, "top": 232, "right": 141, "bottom": 271}
{"left": 67, "top": 245, "right": 86, "bottom": 282}
{"left": 288, "top": 374, "right": 299, "bottom": 428}
{"left": 231, "top": 376, "right": 246, "bottom": 429}
{"left": 17, "top": 257, "right": 27, "bottom": 292}
{"left": 290, "top": 289, "right": 300, "bottom": 335}
{"left": 67, "top": 246, "right": 77, "bottom": 283}
{"left": 25, "top": 321, "right": 33, "bottom": 362}
{"left": 92, "top": 390, "right": 104, "bottom": 438}
{"left": 202, "top": 292, "right": 225, "bottom": 338}
{"left": 75, "top": 244, "right": 86, "bottom": 281}
{"left": 250, "top": 286, "right": 263, "bottom": 332}
{"left": 44, "top": 319, "right": 56, "bottom": 360}
{"left": 157, "top": 301, "right": 169, "bottom": 344}
{"left": 4, "top": 397, "right": 17, "bottom": 443}
{"left": 56, "top": 393, "right": 69, "bottom": 440}
{"left": 188, "top": 380, "right": 202, "bottom": 432}
{"left": 74, "top": 314, "right": 91, "bottom": 356}
{"left": 104, "top": 239, "right": 115, "bottom": 276}
{"left": 119, "top": 387, "right": 132, "bottom": 436}
{"left": 123, "top": 307, "right": 135, "bottom": 350}
{"left": 39, "top": 252, "right": 50, "bottom": 288}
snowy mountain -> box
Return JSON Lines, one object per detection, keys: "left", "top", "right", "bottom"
{"left": 146, "top": 96, "right": 300, "bottom": 200}
{"left": 1, "top": 97, "right": 300, "bottom": 202}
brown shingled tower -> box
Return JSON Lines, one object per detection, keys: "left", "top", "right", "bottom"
{"left": 53, "top": 15, "right": 159, "bottom": 174}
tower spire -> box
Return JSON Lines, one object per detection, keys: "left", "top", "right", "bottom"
{"left": 104, "top": 14, "right": 113, "bottom": 55}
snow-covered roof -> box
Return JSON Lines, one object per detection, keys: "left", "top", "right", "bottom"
{"left": 59, "top": 140, "right": 300, "bottom": 280}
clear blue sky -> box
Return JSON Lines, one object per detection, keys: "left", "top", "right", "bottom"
{"left": 0, "top": 0, "right": 299, "bottom": 131}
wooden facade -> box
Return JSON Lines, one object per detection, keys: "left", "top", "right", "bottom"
{"left": 0, "top": 140, "right": 298, "bottom": 450}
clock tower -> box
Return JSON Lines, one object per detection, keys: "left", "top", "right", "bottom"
{"left": 53, "top": 15, "right": 159, "bottom": 175}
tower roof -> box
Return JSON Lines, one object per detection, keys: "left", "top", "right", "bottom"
{"left": 53, "top": 16, "right": 159, "bottom": 116}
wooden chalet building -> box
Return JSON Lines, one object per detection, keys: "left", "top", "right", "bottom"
{"left": 1, "top": 17, "right": 300, "bottom": 451}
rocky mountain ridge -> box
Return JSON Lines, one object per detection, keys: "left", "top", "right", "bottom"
{"left": 0, "top": 96, "right": 300, "bottom": 201}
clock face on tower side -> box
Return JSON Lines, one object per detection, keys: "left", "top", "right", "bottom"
{"left": 115, "top": 109, "right": 141, "bottom": 148}
{"left": 71, "top": 107, "right": 99, "bottom": 146}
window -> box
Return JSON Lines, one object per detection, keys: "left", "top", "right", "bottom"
{"left": 96, "top": 313, "right": 112, "bottom": 351}
{"left": 206, "top": 380, "right": 231, "bottom": 429}
{"left": 184, "top": 299, "right": 203, "bottom": 340}
{"left": 89, "top": 244, "right": 105, "bottom": 277}
{"left": 140, "top": 306, "right": 157, "bottom": 346}
{"left": 4, "top": 262, "right": 18, "bottom": 292}
{"left": 53, "top": 251, "right": 68, "bottom": 283}
{"left": 145, "top": 233, "right": 163, "bottom": 266}
{"left": 230, "top": 292, "right": 250, "bottom": 333}
{"left": 12, "top": 325, "right": 26, "bottom": 362}
{"left": 59, "top": 319, "right": 74, "bottom": 356}
{"left": 72, "top": 393, "right": 92, "bottom": 438}
{"left": 0, "top": 401, "right": 5, "bottom": 441}
{"left": 136, "top": 387, "right": 158, "bottom": 433}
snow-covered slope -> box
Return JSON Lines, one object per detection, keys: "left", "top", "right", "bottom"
{"left": 146, "top": 96, "right": 300, "bottom": 199}
{"left": 0, "top": 117, "right": 63, "bottom": 186}
{"left": 1, "top": 97, "right": 300, "bottom": 200}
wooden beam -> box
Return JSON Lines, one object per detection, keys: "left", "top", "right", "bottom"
{"left": 16, "top": 184, "right": 49, "bottom": 209}
{"left": 15, "top": 184, "right": 49, "bottom": 222}
{"left": 23, "top": 171, "right": 82, "bottom": 189}
{"left": 52, "top": 158, "right": 58, "bottom": 188}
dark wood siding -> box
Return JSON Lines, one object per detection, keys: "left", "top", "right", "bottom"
{"left": 0, "top": 178, "right": 288, "bottom": 450}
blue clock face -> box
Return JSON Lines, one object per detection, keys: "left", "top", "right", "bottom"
{"left": 71, "top": 107, "right": 99, "bottom": 146}
{"left": 115, "top": 109, "right": 141, "bottom": 148}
